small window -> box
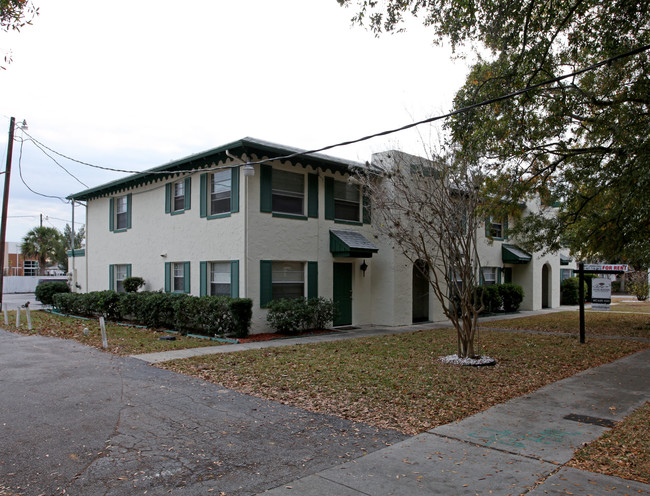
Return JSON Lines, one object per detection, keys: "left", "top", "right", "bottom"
{"left": 334, "top": 181, "right": 360, "bottom": 222}
{"left": 272, "top": 261, "right": 305, "bottom": 300}
{"left": 24, "top": 260, "right": 38, "bottom": 276}
{"left": 211, "top": 170, "right": 231, "bottom": 216}
{"left": 482, "top": 267, "right": 498, "bottom": 285}
{"left": 488, "top": 217, "right": 504, "bottom": 239}
{"left": 115, "top": 196, "right": 129, "bottom": 230}
{"left": 173, "top": 180, "right": 185, "bottom": 212}
{"left": 560, "top": 269, "right": 573, "bottom": 282}
{"left": 272, "top": 170, "right": 304, "bottom": 215}
{"left": 210, "top": 262, "right": 231, "bottom": 296}
{"left": 173, "top": 262, "right": 186, "bottom": 292}
{"left": 115, "top": 264, "right": 129, "bottom": 292}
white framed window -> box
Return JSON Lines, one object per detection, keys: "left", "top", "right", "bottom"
{"left": 115, "top": 196, "right": 129, "bottom": 230}
{"left": 115, "top": 264, "right": 129, "bottom": 292}
{"left": 272, "top": 261, "right": 305, "bottom": 300}
{"left": 482, "top": 267, "right": 498, "bottom": 285}
{"left": 560, "top": 269, "right": 573, "bottom": 282}
{"left": 210, "top": 170, "right": 231, "bottom": 215}
{"left": 489, "top": 218, "right": 503, "bottom": 238}
{"left": 272, "top": 170, "right": 304, "bottom": 216}
{"left": 333, "top": 181, "right": 361, "bottom": 222}
{"left": 173, "top": 263, "right": 185, "bottom": 292}
{"left": 24, "top": 260, "right": 38, "bottom": 276}
{"left": 210, "top": 262, "right": 231, "bottom": 296}
{"left": 173, "top": 180, "right": 185, "bottom": 212}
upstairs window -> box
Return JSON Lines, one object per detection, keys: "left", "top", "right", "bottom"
{"left": 173, "top": 181, "right": 185, "bottom": 211}
{"left": 333, "top": 181, "right": 360, "bottom": 222}
{"left": 486, "top": 216, "right": 508, "bottom": 240}
{"left": 165, "top": 177, "right": 191, "bottom": 214}
{"left": 272, "top": 170, "right": 304, "bottom": 216}
{"left": 210, "top": 170, "right": 231, "bottom": 215}
{"left": 110, "top": 194, "right": 132, "bottom": 232}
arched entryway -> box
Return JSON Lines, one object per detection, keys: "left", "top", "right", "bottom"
{"left": 542, "top": 263, "right": 552, "bottom": 308}
{"left": 412, "top": 260, "right": 430, "bottom": 323}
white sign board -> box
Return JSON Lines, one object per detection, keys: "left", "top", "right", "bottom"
{"left": 591, "top": 278, "right": 612, "bottom": 311}
{"left": 583, "top": 264, "right": 629, "bottom": 272}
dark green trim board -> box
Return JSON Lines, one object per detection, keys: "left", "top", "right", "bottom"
{"left": 308, "top": 174, "right": 319, "bottom": 218}
{"left": 200, "top": 173, "right": 207, "bottom": 218}
{"left": 183, "top": 261, "right": 191, "bottom": 293}
{"left": 231, "top": 167, "right": 240, "bottom": 213}
{"left": 109, "top": 198, "right": 114, "bottom": 231}
{"left": 324, "top": 177, "right": 334, "bottom": 220}
{"left": 260, "top": 260, "right": 272, "bottom": 307}
{"left": 164, "top": 262, "right": 171, "bottom": 292}
{"left": 199, "top": 261, "right": 208, "bottom": 296}
{"left": 165, "top": 183, "right": 172, "bottom": 213}
{"left": 66, "top": 249, "right": 85, "bottom": 257}
{"left": 230, "top": 260, "right": 239, "bottom": 298}
{"left": 307, "top": 261, "right": 318, "bottom": 299}
{"left": 184, "top": 177, "right": 191, "bottom": 210}
{"left": 126, "top": 193, "right": 132, "bottom": 229}
{"left": 260, "top": 165, "right": 272, "bottom": 213}
{"left": 68, "top": 137, "right": 363, "bottom": 202}
{"left": 126, "top": 264, "right": 132, "bottom": 278}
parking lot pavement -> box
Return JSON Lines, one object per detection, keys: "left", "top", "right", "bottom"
{"left": 1, "top": 292, "right": 43, "bottom": 310}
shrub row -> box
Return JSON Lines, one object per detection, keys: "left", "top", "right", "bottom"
{"left": 266, "top": 297, "right": 337, "bottom": 334}
{"left": 35, "top": 281, "right": 70, "bottom": 305}
{"left": 52, "top": 291, "right": 252, "bottom": 338}
{"left": 476, "top": 283, "right": 525, "bottom": 313}
{"left": 561, "top": 277, "right": 588, "bottom": 305}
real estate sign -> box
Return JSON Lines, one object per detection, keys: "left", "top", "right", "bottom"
{"left": 591, "top": 278, "right": 612, "bottom": 311}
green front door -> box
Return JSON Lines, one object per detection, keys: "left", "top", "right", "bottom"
{"left": 333, "top": 263, "right": 352, "bottom": 326}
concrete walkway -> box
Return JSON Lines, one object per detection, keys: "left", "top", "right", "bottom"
{"left": 260, "top": 347, "right": 650, "bottom": 495}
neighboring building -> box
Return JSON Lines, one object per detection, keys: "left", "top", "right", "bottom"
{"left": 2, "top": 242, "right": 39, "bottom": 276}
{"left": 67, "top": 137, "right": 572, "bottom": 333}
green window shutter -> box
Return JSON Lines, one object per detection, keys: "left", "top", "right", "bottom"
{"left": 504, "top": 218, "right": 509, "bottom": 240}
{"left": 164, "top": 262, "right": 171, "bottom": 293}
{"left": 126, "top": 193, "right": 132, "bottom": 229}
{"left": 126, "top": 264, "right": 132, "bottom": 278}
{"left": 184, "top": 177, "right": 192, "bottom": 211}
{"left": 308, "top": 174, "right": 319, "bottom": 218}
{"left": 260, "top": 165, "right": 272, "bottom": 213}
{"left": 231, "top": 166, "right": 240, "bottom": 213}
{"left": 109, "top": 198, "right": 115, "bottom": 231}
{"left": 109, "top": 264, "right": 114, "bottom": 290}
{"left": 324, "top": 177, "right": 334, "bottom": 220}
{"left": 200, "top": 173, "right": 207, "bottom": 218}
{"left": 260, "top": 260, "right": 272, "bottom": 307}
{"left": 199, "top": 261, "right": 207, "bottom": 296}
{"left": 230, "top": 260, "right": 239, "bottom": 298}
{"left": 183, "top": 261, "right": 191, "bottom": 293}
{"left": 307, "top": 261, "right": 318, "bottom": 299}
{"left": 362, "top": 187, "right": 371, "bottom": 224}
{"left": 165, "top": 183, "right": 172, "bottom": 213}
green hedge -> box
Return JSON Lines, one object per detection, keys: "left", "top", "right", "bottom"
{"left": 266, "top": 297, "right": 336, "bottom": 335}
{"left": 35, "top": 281, "right": 70, "bottom": 306}
{"left": 52, "top": 291, "right": 252, "bottom": 338}
{"left": 475, "top": 283, "right": 525, "bottom": 314}
{"left": 561, "top": 277, "right": 587, "bottom": 305}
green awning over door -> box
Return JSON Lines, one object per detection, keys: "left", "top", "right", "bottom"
{"left": 330, "top": 229, "right": 379, "bottom": 258}
{"left": 502, "top": 244, "right": 532, "bottom": 264}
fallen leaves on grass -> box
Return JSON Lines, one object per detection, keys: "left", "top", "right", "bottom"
{"left": 482, "top": 311, "right": 650, "bottom": 338}
{"left": 4, "top": 310, "right": 223, "bottom": 355}
{"left": 161, "top": 329, "right": 647, "bottom": 435}
{"left": 568, "top": 402, "right": 650, "bottom": 483}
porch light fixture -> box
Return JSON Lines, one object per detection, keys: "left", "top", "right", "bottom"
{"left": 360, "top": 259, "right": 368, "bottom": 276}
{"left": 243, "top": 164, "right": 255, "bottom": 177}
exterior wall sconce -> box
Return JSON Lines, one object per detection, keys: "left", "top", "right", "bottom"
{"left": 243, "top": 164, "right": 255, "bottom": 177}
{"left": 360, "top": 260, "right": 368, "bottom": 277}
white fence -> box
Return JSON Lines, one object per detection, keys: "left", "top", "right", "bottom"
{"left": 3, "top": 276, "right": 68, "bottom": 294}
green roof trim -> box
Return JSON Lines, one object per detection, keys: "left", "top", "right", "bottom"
{"left": 66, "top": 249, "right": 85, "bottom": 257}
{"left": 67, "top": 137, "right": 365, "bottom": 202}
{"left": 330, "top": 229, "right": 378, "bottom": 258}
{"left": 502, "top": 244, "right": 532, "bottom": 264}
{"left": 560, "top": 253, "right": 572, "bottom": 265}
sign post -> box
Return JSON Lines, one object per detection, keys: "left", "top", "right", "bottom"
{"left": 578, "top": 264, "right": 628, "bottom": 344}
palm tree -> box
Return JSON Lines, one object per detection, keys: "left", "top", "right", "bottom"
{"left": 20, "top": 226, "right": 64, "bottom": 276}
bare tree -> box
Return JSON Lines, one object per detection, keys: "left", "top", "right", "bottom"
{"left": 359, "top": 148, "right": 485, "bottom": 358}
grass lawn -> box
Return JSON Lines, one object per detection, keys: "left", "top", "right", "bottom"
{"left": 608, "top": 301, "right": 650, "bottom": 313}
{"left": 481, "top": 311, "right": 650, "bottom": 338}
{"left": 3, "top": 310, "right": 225, "bottom": 355}
{"left": 160, "top": 328, "right": 647, "bottom": 435}
{"left": 568, "top": 402, "right": 650, "bottom": 484}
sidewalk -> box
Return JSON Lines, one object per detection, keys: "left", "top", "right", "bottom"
{"left": 260, "top": 347, "right": 650, "bottom": 495}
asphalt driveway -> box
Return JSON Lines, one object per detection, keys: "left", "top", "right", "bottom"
{"left": 0, "top": 330, "right": 405, "bottom": 495}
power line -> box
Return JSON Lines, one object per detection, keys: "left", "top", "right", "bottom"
{"left": 16, "top": 138, "right": 70, "bottom": 203}
{"left": 16, "top": 44, "right": 650, "bottom": 178}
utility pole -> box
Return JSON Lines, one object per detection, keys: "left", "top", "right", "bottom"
{"left": 0, "top": 117, "right": 16, "bottom": 307}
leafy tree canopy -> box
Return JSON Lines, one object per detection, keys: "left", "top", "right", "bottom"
{"left": 20, "top": 226, "right": 64, "bottom": 276}
{"left": 338, "top": 0, "right": 650, "bottom": 267}
{"left": 1, "top": 0, "right": 38, "bottom": 32}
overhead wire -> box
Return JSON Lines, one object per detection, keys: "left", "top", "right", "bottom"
{"left": 12, "top": 44, "right": 650, "bottom": 183}
{"left": 16, "top": 137, "right": 70, "bottom": 203}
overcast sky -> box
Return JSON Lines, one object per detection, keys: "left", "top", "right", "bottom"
{"left": 0, "top": 0, "right": 469, "bottom": 243}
